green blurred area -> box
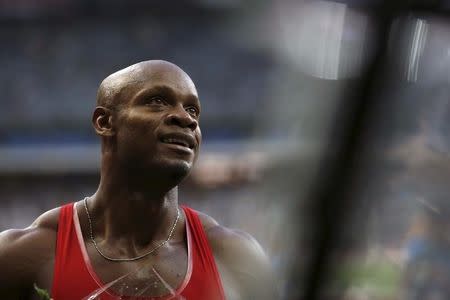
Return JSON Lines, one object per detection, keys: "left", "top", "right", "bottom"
{"left": 330, "top": 259, "right": 402, "bottom": 298}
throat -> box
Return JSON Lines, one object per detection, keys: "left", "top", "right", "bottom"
{"left": 81, "top": 192, "right": 181, "bottom": 257}
{"left": 98, "top": 207, "right": 180, "bottom": 261}
{"left": 94, "top": 186, "right": 178, "bottom": 233}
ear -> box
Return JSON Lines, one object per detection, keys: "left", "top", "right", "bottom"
{"left": 92, "top": 106, "right": 115, "bottom": 137}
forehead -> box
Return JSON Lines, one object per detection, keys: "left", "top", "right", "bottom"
{"left": 108, "top": 62, "right": 198, "bottom": 102}
{"left": 142, "top": 64, "right": 197, "bottom": 93}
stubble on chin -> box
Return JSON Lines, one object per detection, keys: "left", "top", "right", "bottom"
{"left": 147, "top": 156, "right": 192, "bottom": 183}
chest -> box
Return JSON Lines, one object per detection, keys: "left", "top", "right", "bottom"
{"left": 40, "top": 205, "right": 231, "bottom": 299}
{"left": 35, "top": 254, "right": 239, "bottom": 300}
{"left": 84, "top": 241, "right": 189, "bottom": 297}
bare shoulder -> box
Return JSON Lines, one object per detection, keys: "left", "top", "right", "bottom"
{"left": 0, "top": 206, "right": 60, "bottom": 294}
{"left": 196, "top": 211, "right": 266, "bottom": 259}
{"left": 195, "top": 210, "right": 277, "bottom": 299}
{"left": 31, "top": 206, "right": 61, "bottom": 229}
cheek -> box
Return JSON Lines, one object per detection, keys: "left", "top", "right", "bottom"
{"left": 122, "top": 111, "right": 160, "bottom": 135}
{"left": 196, "top": 128, "right": 202, "bottom": 145}
{"left": 116, "top": 117, "right": 159, "bottom": 151}
{"left": 193, "top": 129, "right": 202, "bottom": 162}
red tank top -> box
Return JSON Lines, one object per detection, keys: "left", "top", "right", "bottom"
{"left": 51, "top": 203, "right": 226, "bottom": 300}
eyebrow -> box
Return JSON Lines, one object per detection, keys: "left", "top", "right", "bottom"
{"left": 132, "top": 85, "right": 200, "bottom": 106}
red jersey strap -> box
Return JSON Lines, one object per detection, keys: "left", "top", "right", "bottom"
{"left": 51, "top": 203, "right": 100, "bottom": 299}
{"left": 181, "top": 205, "right": 226, "bottom": 300}
{"left": 51, "top": 203, "right": 70, "bottom": 295}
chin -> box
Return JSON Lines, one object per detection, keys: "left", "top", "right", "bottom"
{"left": 156, "top": 158, "right": 193, "bottom": 182}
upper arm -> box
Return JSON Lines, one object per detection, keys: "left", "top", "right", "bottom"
{"left": 213, "top": 228, "right": 277, "bottom": 299}
{"left": 0, "top": 208, "right": 59, "bottom": 297}
{"left": 0, "top": 228, "right": 41, "bottom": 297}
{"left": 198, "top": 212, "right": 277, "bottom": 299}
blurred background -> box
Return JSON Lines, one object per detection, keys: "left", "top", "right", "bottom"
{"left": 1, "top": 0, "right": 450, "bottom": 299}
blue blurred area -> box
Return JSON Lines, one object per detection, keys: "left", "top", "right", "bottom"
{"left": 0, "top": 9, "right": 276, "bottom": 144}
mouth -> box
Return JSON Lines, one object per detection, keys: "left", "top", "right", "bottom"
{"left": 159, "top": 133, "right": 196, "bottom": 150}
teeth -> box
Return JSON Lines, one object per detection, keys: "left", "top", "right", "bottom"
{"left": 163, "top": 138, "right": 190, "bottom": 148}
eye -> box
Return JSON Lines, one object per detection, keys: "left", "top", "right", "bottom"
{"left": 145, "top": 96, "right": 166, "bottom": 106}
{"left": 185, "top": 106, "right": 199, "bottom": 117}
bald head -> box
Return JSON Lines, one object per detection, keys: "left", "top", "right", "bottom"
{"left": 96, "top": 60, "right": 197, "bottom": 109}
{"left": 92, "top": 59, "right": 202, "bottom": 181}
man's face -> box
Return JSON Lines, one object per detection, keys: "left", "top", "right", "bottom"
{"left": 111, "top": 63, "right": 202, "bottom": 178}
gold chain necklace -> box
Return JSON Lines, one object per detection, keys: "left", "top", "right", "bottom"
{"left": 83, "top": 197, "right": 180, "bottom": 262}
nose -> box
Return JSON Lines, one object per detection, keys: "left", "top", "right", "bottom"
{"left": 165, "top": 106, "right": 198, "bottom": 131}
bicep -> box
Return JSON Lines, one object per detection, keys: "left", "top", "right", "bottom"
{"left": 0, "top": 229, "right": 34, "bottom": 295}
{"left": 0, "top": 227, "right": 54, "bottom": 297}
{"left": 216, "top": 253, "right": 277, "bottom": 300}
{"left": 209, "top": 227, "right": 278, "bottom": 299}
{"left": 231, "top": 237, "right": 277, "bottom": 299}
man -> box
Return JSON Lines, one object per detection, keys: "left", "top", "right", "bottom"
{"left": 0, "top": 60, "right": 276, "bottom": 299}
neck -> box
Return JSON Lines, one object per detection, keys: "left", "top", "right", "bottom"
{"left": 86, "top": 162, "right": 182, "bottom": 250}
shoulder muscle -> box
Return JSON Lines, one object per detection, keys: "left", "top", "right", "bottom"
{"left": 0, "top": 207, "right": 60, "bottom": 294}
{"left": 196, "top": 211, "right": 277, "bottom": 299}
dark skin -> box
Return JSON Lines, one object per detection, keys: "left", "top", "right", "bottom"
{"left": 0, "top": 60, "right": 276, "bottom": 299}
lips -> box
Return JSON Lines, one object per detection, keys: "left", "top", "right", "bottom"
{"left": 159, "top": 133, "right": 196, "bottom": 149}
